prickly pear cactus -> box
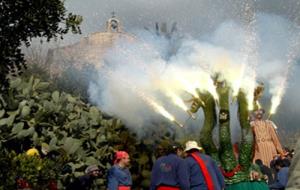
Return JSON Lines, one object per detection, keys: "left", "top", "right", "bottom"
{"left": 0, "top": 76, "right": 176, "bottom": 189}
{"left": 0, "top": 76, "right": 138, "bottom": 189}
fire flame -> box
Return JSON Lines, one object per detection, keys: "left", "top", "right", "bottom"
{"left": 166, "top": 90, "right": 188, "bottom": 111}
{"left": 147, "top": 98, "right": 184, "bottom": 127}
{"left": 270, "top": 82, "right": 285, "bottom": 115}
{"left": 243, "top": 74, "right": 256, "bottom": 111}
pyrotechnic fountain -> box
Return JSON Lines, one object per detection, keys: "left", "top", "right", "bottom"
{"left": 87, "top": 1, "right": 300, "bottom": 188}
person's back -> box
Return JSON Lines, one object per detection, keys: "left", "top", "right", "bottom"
{"left": 150, "top": 153, "right": 189, "bottom": 190}
{"left": 183, "top": 141, "right": 224, "bottom": 190}
{"left": 185, "top": 152, "right": 224, "bottom": 190}
{"left": 286, "top": 145, "right": 299, "bottom": 190}
{"left": 270, "top": 159, "right": 289, "bottom": 190}
{"left": 66, "top": 175, "right": 93, "bottom": 190}
{"left": 255, "top": 159, "right": 274, "bottom": 184}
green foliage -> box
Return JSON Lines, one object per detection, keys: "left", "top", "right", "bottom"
{"left": 0, "top": 149, "right": 67, "bottom": 190}
{"left": 0, "top": 0, "right": 82, "bottom": 90}
{"left": 0, "top": 76, "right": 134, "bottom": 189}
{"left": 23, "top": 62, "right": 94, "bottom": 101}
{"left": 0, "top": 75, "right": 179, "bottom": 189}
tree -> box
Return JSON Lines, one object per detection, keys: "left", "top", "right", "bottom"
{"left": 0, "top": 0, "right": 82, "bottom": 90}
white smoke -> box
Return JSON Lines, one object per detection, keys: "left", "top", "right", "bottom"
{"left": 88, "top": 13, "right": 300, "bottom": 140}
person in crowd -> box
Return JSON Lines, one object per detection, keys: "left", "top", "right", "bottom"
{"left": 255, "top": 159, "right": 274, "bottom": 184}
{"left": 184, "top": 141, "right": 225, "bottom": 190}
{"left": 269, "top": 158, "right": 289, "bottom": 190}
{"left": 107, "top": 151, "right": 132, "bottom": 190}
{"left": 286, "top": 140, "right": 299, "bottom": 189}
{"left": 66, "top": 165, "right": 102, "bottom": 190}
{"left": 251, "top": 108, "right": 284, "bottom": 167}
{"left": 281, "top": 151, "right": 292, "bottom": 167}
{"left": 150, "top": 140, "right": 190, "bottom": 190}
{"left": 172, "top": 143, "right": 186, "bottom": 158}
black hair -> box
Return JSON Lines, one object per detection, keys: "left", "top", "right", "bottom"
{"left": 274, "top": 158, "right": 285, "bottom": 168}
{"left": 255, "top": 159, "right": 263, "bottom": 166}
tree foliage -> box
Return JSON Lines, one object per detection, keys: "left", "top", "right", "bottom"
{"left": 0, "top": 75, "right": 176, "bottom": 189}
{"left": 0, "top": 0, "right": 82, "bottom": 90}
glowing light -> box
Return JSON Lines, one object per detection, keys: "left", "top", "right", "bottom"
{"left": 270, "top": 82, "right": 285, "bottom": 115}
{"left": 256, "top": 101, "right": 261, "bottom": 109}
{"left": 165, "top": 90, "right": 196, "bottom": 119}
{"left": 202, "top": 74, "right": 219, "bottom": 101}
{"left": 232, "top": 64, "right": 246, "bottom": 97}
{"left": 270, "top": 47, "right": 296, "bottom": 115}
{"left": 102, "top": 68, "right": 183, "bottom": 127}
{"left": 213, "top": 54, "right": 245, "bottom": 97}
{"left": 150, "top": 100, "right": 175, "bottom": 121}
{"left": 147, "top": 99, "right": 184, "bottom": 127}
{"left": 176, "top": 77, "right": 199, "bottom": 98}
{"left": 134, "top": 90, "right": 184, "bottom": 127}
{"left": 241, "top": 73, "right": 256, "bottom": 111}
{"left": 166, "top": 90, "right": 188, "bottom": 111}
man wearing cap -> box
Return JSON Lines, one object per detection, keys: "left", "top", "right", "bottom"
{"left": 150, "top": 141, "right": 190, "bottom": 190}
{"left": 184, "top": 141, "right": 225, "bottom": 190}
{"left": 107, "top": 151, "right": 132, "bottom": 190}
{"left": 66, "top": 165, "right": 102, "bottom": 190}
{"left": 251, "top": 108, "right": 284, "bottom": 167}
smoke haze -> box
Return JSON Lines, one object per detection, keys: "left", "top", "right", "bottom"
{"left": 59, "top": 0, "right": 300, "bottom": 142}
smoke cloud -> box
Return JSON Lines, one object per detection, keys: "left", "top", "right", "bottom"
{"left": 87, "top": 11, "right": 300, "bottom": 142}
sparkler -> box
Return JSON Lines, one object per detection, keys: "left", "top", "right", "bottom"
{"left": 269, "top": 81, "right": 285, "bottom": 116}
{"left": 269, "top": 18, "right": 300, "bottom": 116}
{"left": 269, "top": 47, "right": 296, "bottom": 116}
{"left": 102, "top": 67, "right": 184, "bottom": 127}
{"left": 166, "top": 90, "right": 196, "bottom": 119}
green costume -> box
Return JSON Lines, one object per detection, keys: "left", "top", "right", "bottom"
{"left": 189, "top": 82, "right": 268, "bottom": 190}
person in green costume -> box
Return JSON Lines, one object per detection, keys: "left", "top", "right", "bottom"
{"left": 189, "top": 80, "right": 269, "bottom": 190}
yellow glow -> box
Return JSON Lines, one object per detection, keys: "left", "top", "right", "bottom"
{"left": 270, "top": 88, "right": 284, "bottom": 115}
{"left": 149, "top": 100, "right": 175, "bottom": 121}
{"left": 176, "top": 77, "right": 199, "bottom": 98}
{"left": 166, "top": 90, "right": 188, "bottom": 111}
{"left": 202, "top": 74, "right": 219, "bottom": 101}
{"left": 232, "top": 61, "right": 247, "bottom": 97}
{"left": 256, "top": 101, "right": 261, "bottom": 109}
{"left": 239, "top": 72, "right": 256, "bottom": 111}
{"left": 134, "top": 90, "right": 176, "bottom": 122}
{"left": 127, "top": 83, "right": 184, "bottom": 127}
{"left": 214, "top": 54, "right": 246, "bottom": 97}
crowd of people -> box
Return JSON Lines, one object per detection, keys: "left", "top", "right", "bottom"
{"left": 21, "top": 107, "right": 294, "bottom": 190}
{"left": 70, "top": 139, "right": 293, "bottom": 190}
{"left": 86, "top": 108, "right": 292, "bottom": 190}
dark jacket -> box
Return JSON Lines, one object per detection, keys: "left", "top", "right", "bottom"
{"left": 150, "top": 153, "right": 190, "bottom": 190}
{"left": 185, "top": 152, "right": 225, "bottom": 190}
{"left": 66, "top": 175, "right": 94, "bottom": 190}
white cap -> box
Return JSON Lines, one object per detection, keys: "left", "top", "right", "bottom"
{"left": 85, "top": 165, "right": 99, "bottom": 174}
{"left": 184, "top": 141, "right": 203, "bottom": 152}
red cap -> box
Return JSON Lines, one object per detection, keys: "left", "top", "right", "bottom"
{"left": 114, "top": 151, "right": 129, "bottom": 164}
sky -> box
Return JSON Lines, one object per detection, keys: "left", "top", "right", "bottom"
{"left": 64, "top": 0, "right": 300, "bottom": 40}
{"left": 59, "top": 0, "right": 300, "bottom": 142}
